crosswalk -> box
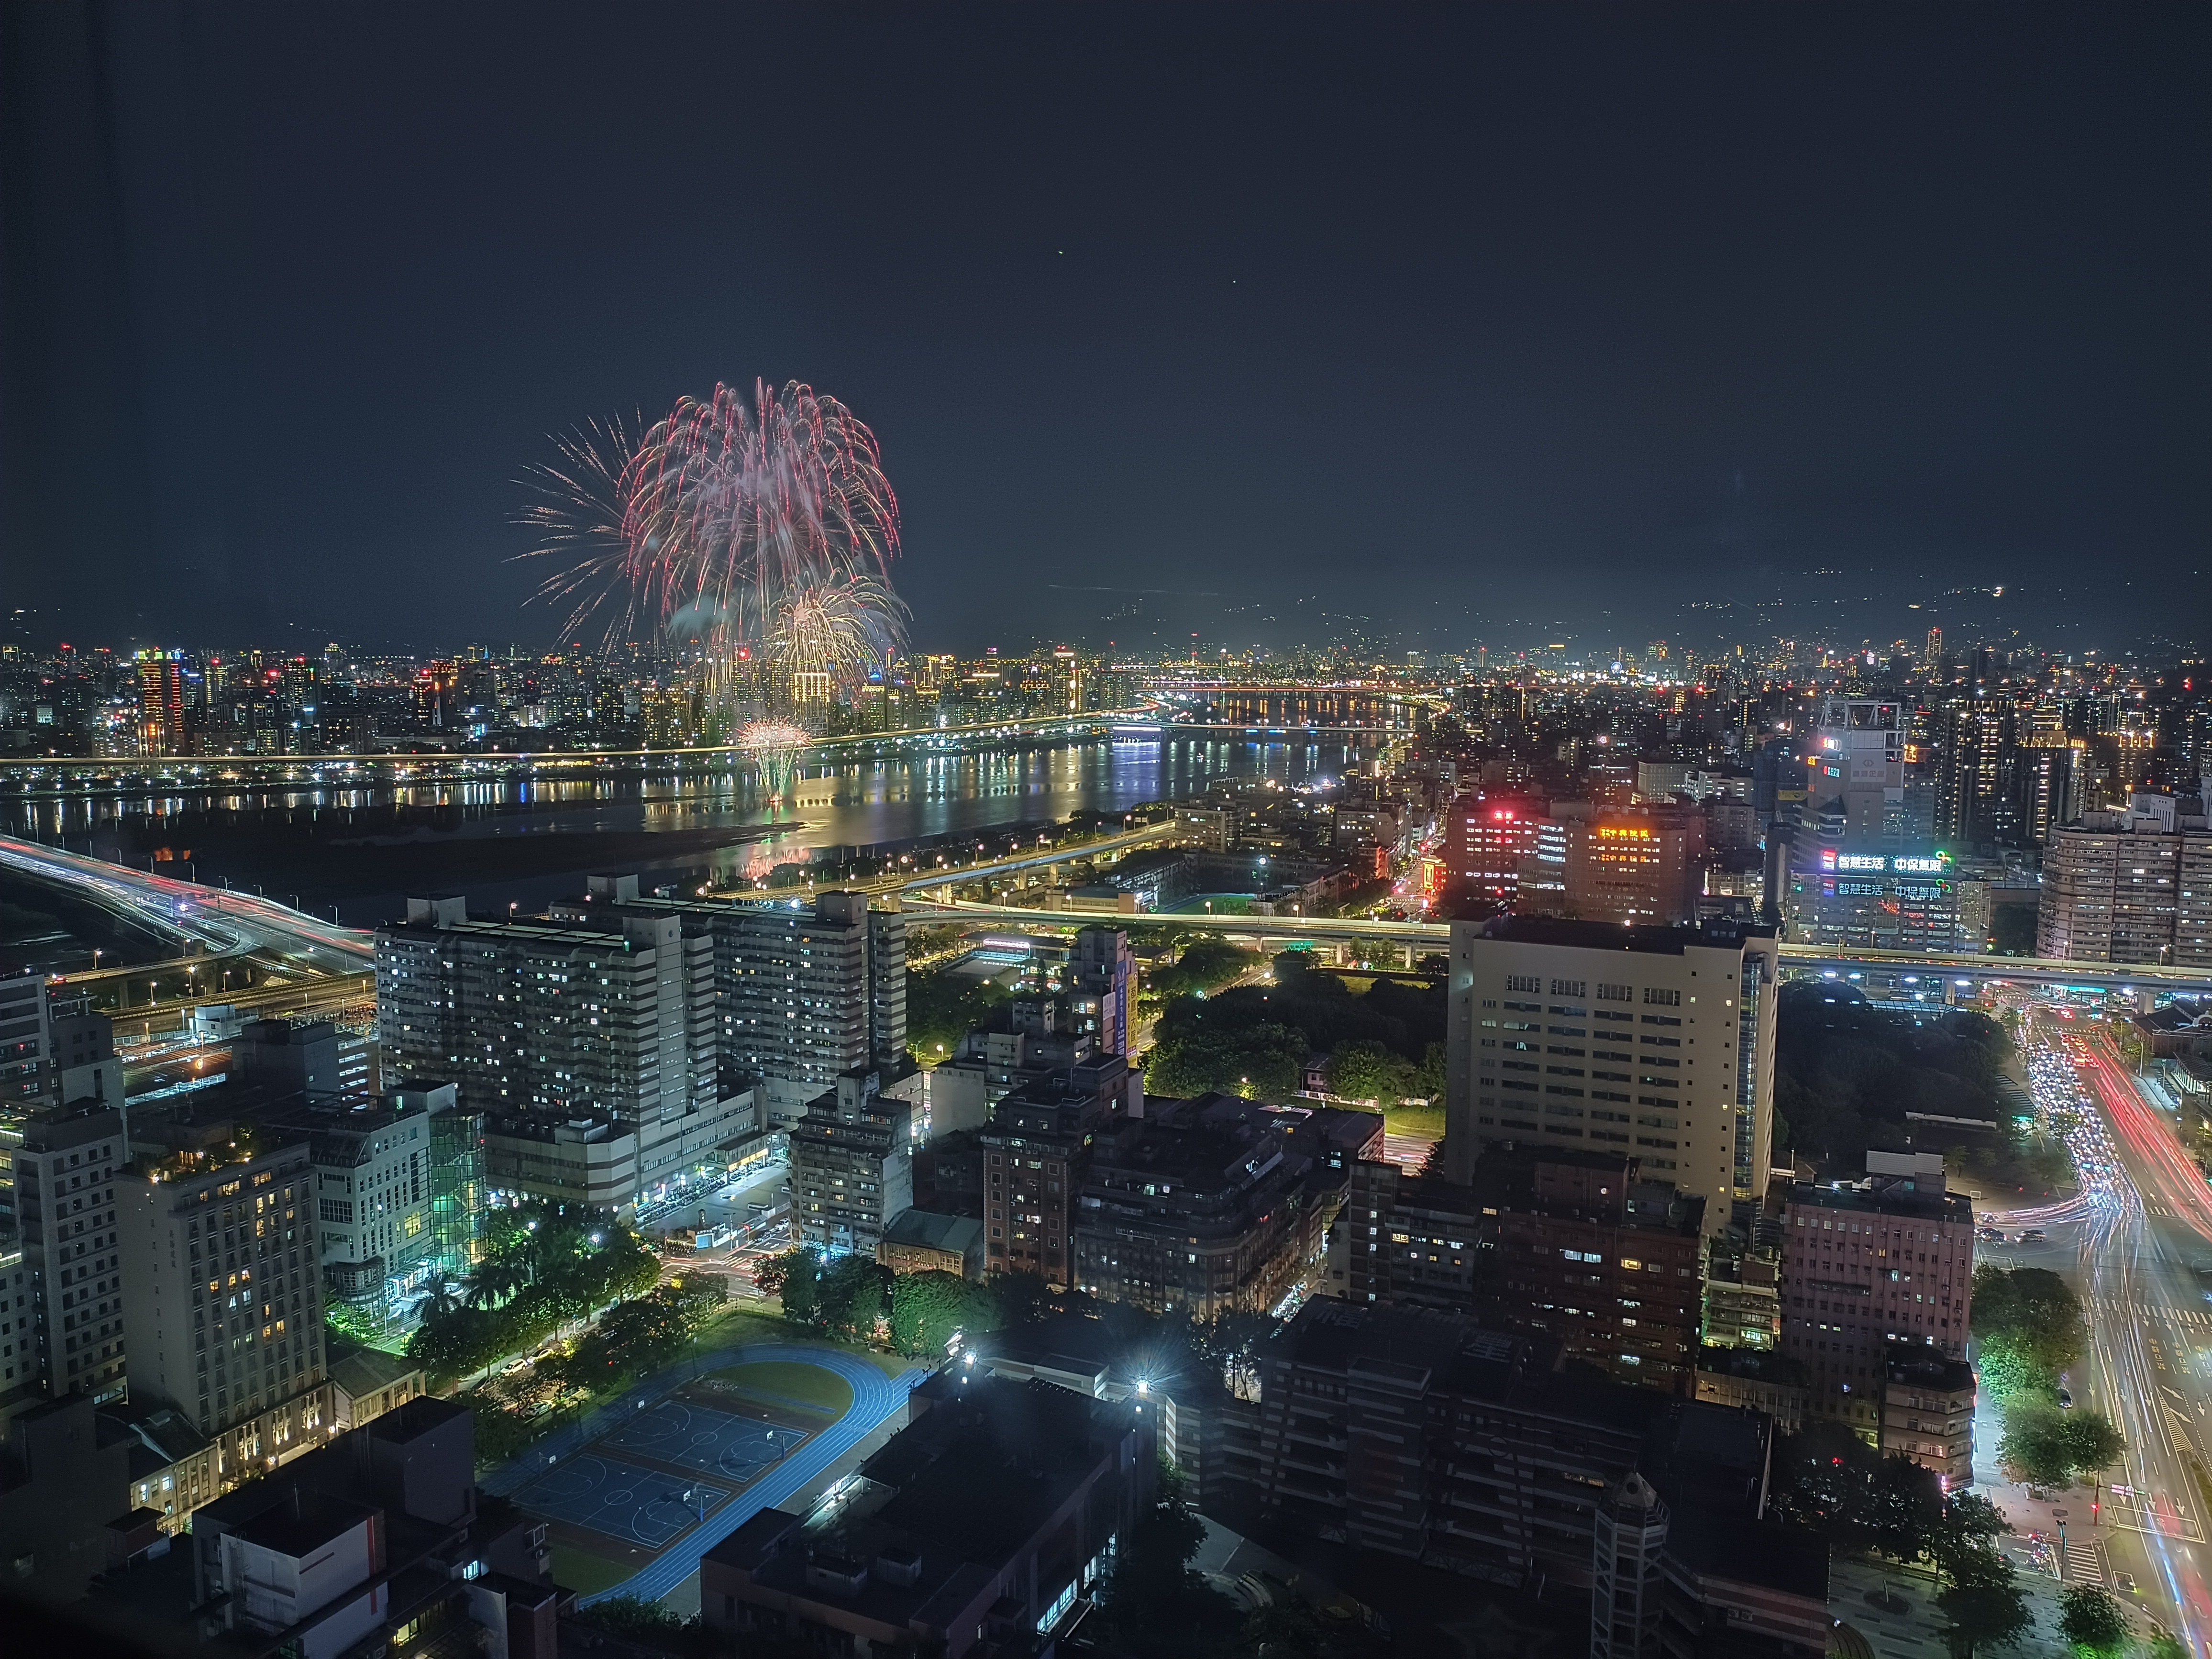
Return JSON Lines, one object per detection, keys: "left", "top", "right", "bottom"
{"left": 2059, "top": 1533, "right": 2110, "bottom": 1586}
{"left": 2086, "top": 1294, "right": 2212, "bottom": 1332}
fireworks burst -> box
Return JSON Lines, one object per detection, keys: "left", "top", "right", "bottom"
{"left": 765, "top": 573, "right": 909, "bottom": 682}
{"left": 518, "top": 381, "right": 903, "bottom": 678}
{"left": 736, "top": 719, "right": 811, "bottom": 801}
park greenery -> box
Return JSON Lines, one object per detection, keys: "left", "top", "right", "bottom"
{"left": 756, "top": 1247, "right": 1005, "bottom": 1355}
{"left": 406, "top": 1201, "right": 662, "bottom": 1384}
{"left": 1771, "top": 1421, "right": 2029, "bottom": 1658}
{"left": 1972, "top": 1265, "right": 2127, "bottom": 1490}
{"left": 1144, "top": 949, "right": 1444, "bottom": 1112}
{"left": 906, "top": 964, "right": 1016, "bottom": 1059}
{"left": 1773, "top": 984, "right": 2056, "bottom": 1181}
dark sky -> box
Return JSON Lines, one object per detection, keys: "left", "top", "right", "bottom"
{"left": 3, "top": 3, "right": 2206, "bottom": 659}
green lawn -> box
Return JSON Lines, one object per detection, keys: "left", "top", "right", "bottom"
{"left": 712, "top": 1360, "right": 854, "bottom": 1416}
{"left": 551, "top": 1545, "right": 635, "bottom": 1597}
{"left": 1384, "top": 1103, "right": 1444, "bottom": 1140}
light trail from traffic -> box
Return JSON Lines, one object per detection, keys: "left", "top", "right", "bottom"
{"left": 2024, "top": 1008, "right": 2212, "bottom": 1649}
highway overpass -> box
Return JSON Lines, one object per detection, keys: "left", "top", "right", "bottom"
{"left": 901, "top": 898, "right": 2212, "bottom": 995}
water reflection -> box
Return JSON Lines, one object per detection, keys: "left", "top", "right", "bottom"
{"left": 2, "top": 735, "right": 1363, "bottom": 890}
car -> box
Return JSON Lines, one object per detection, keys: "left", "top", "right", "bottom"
{"left": 2019, "top": 1228, "right": 2046, "bottom": 1242}
{"left": 2116, "top": 1572, "right": 2137, "bottom": 1594}
{"left": 2057, "top": 1388, "right": 2074, "bottom": 1408}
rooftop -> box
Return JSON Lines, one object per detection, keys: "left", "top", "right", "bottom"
{"left": 1465, "top": 915, "right": 1776, "bottom": 956}
{"left": 880, "top": 1209, "right": 984, "bottom": 1256}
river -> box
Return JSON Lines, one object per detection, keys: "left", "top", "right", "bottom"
{"left": 0, "top": 733, "right": 1366, "bottom": 952}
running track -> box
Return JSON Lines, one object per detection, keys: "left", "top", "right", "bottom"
{"left": 479, "top": 1341, "right": 929, "bottom": 1606}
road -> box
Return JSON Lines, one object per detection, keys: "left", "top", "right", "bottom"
{"left": 0, "top": 831, "right": 373, "bottom": 973}
{"left": 2008, "top": 1009, "right": 2212, "bottom": 1650}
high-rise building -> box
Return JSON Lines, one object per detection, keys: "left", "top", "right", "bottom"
{"left": 1809, "top": 697, "right": 1903, "bottom": 847}
{"left": 1068, "top": 926, "right": 1136, "bottom": 1059}
{"left": 117, "top": 1139, "right": 331, "bottom": 1453}
{"left": 1442, "top": 793, "right": 1547, "bottom": 909}
{"left": 1784, "top": 847, "right": 1964, "bottom": 954}
{"left": 1592, "top": 1472, "right": 1669, "bottom": 1659}
{"left": 979, "top": 1057, "right": 1138, "bottom": 1286}
{"left": 2038, "top": 787, "right": 2212, "bottom": 967}
{"left": 582, "top": 884, "right": 909, "bottom": 1127}
{"left": 1346, "top": 1146, "right": 1706, "bottom": 1394}
{"left": 1515, "top": 804, "right": 1706, "bottom": 928}
{"left": 1443, "top": 917, "right": 1780, "bottom": 1231}
{"left": 135, "top": 649, "right": 188, "bottom": 757}
{"left": 1777, "top": 1151, "right": 1972, "bottom": 1444}
{"left": 10, "top": 1107, "right": 131, "bottom": 1409}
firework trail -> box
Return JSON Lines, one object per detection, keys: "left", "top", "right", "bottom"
{"left": 736, "top": 719, "right": 811, "bottom": 800}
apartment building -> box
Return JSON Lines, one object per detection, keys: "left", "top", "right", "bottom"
{"left": 1346, "top": 1146, "right": 1705, "bottom": 1394}
{"left": 377, "top": 895, "right": 732, "bottom": 1207}
{"left": 1515, "top": 803, "right": 1707, "bottom": 928}
{"left": 1777, "top": 1152, "right": 1974, "bottom": 1446}
{"left": 1443, "top": 916, "right": 1780, "bottom": 1231}
{"left": 979, "top": 1056, "right": 1138, "bottom": 1286}
{"left": 582, "top": 882, "right": 908, "bottom": 1126}
{"left": 2038, "top": 787, "right": 2212, "bottom": 968}
{"left": 789, "top": 1069, "right": 917, "bottom": 1258}
{"left": 116, "top": 1139, "right": 332, "bottom": 1463}
{"left": 10, "top": 1106, "right": 131, "bottom": 1409}
{"left": 1071, "top": 1094, "right": 1319, "bottom": 1320}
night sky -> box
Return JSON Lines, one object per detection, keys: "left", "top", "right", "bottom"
{"left": 3, "top": 4, "right": 2205, "bottom": 658}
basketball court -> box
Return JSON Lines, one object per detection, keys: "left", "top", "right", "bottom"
{"left": 599, "top": 1396, "right": 809, "bottom": 1485}
{"left": 512, "top": 1454, "right": 731, "bottom": 1549}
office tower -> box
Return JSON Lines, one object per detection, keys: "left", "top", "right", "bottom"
{"left": 1442, "top": 793, "right": 1547, "bottom": 909}
{"left": 1515, "top": 804, "right": 1706, "bottom": 928}
{"left": 1777, "top": 1152, "right": 1972, "bottom": 1438}
{"left": 1442, "top": 917, "right": 1779, "bottom": 1231}
{"left": 136, "top": 649, "right": 188, "bottom": 756}
{"left": 590, "top": 882, "right": 907, "bottom": 1127}
{"left": 1784, "top": 848, "right": 1964, "bottom": 954}
{"left": 377, "top": 896, "right": 736, "bottom": 1205}
{"left": 1068, "top": 926, "right": 1136, "bottom": 1058}
{"left": 1921, "top": 626, "right": 1942, "bottom": 671}
{"left": 10, "top": 1107, "right": 130, "bottom": 1408}
{"left": 117, "top": 1138, "right": 330, "bottom": 1450}
{"left": 0, "top": 972, "right": 45, "bottom": 1109}
{"left": 2038, "top": 787, "right": 2212, "bottom": 967}
{"left": 789, "top": 1069, "right": 915, "bottom": 1257}
{"left": 1809, "top": 697, "right": 1903, "bottom": 847}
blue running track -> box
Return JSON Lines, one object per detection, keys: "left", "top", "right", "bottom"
{"left": 480, "top": 1342, "right": 928, "bottom": 1607}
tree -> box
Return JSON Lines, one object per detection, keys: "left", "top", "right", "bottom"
{"left": 815, "top": 1253, "right": 890, "bottom": 1340}
{"left": 1972, "top": 1266, "right": 2085, "bottom": 1378}
{"left": 1322, "top": 1039, "right": 1408, "bottom": 1104}
{"left": 1145, "top": 1020, "right": 1309, "bottom": 1100}
{"left": 2057, "top": 1585, "right": 2129, "bottom": 1657}
{"left": 889, "top": 1270, "right": 1000, "bottom": 1356}
{"left": 1927, "top": 1492, "right": 2010, "bottom": 1585}
{"left": 756, "top": 1246, "right": 821, "bottom": 1321}
{"left": 1936, "top": 1577, "right": 2034, "bottom": 1659}
{"left": 1101, "top": 1457, "right": 1240, "bottom": 1657}
{"left": 1998, "top": 1402, "right": 2125, "bottom": 1489}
